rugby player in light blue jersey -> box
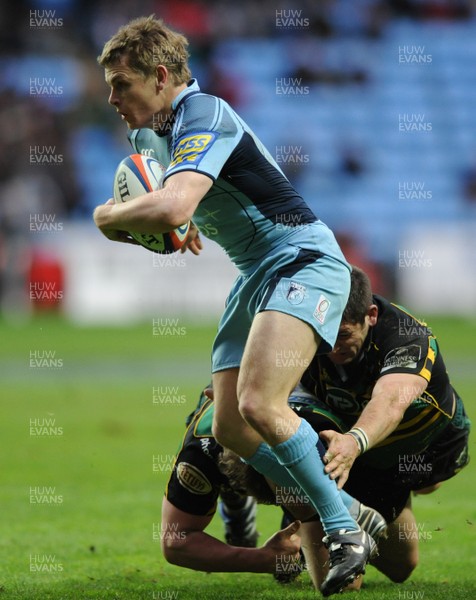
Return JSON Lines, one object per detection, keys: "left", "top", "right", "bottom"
{"left": 93, "top": 16, "right": 375, "bottom": 594}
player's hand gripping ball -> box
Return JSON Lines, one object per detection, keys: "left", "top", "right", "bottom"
{"left": 113, "top": 154, "right": 190, "bottom": 253}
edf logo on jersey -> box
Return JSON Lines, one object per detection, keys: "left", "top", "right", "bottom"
{"left": 170, "top": 132, "right": 217, "bottom": 167}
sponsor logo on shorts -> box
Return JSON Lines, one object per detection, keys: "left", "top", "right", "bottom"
{"left": 169, "top": 132, "right": 217, "bottom": 168}
{"left": 176, "top": 462, "right": 212, "bottom": 495}
{"left": 286, "top": 282, "right": 306, "bottom": 305}
{"left": 313, "top": 294, "right": 331, "bottom": 324}
{"left": 381, "top": 345, "right": 421, "bottom": 373}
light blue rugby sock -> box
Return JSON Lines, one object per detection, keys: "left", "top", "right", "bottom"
{"left": 246, "top": 420, "right": 358, "bottom": 534}
{"left": 246, "top": 441, "right": 359, "bottom": 514}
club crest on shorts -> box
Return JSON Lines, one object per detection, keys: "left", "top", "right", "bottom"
{"left": 286, "top": 282, "right": 306, "bottom": 305}
{"left": 314, "top": 294, "right": 331, "bottom": 324}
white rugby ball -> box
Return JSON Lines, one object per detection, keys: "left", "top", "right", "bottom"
{"left": 113, "top": 153, "right": 190, "bottom": 253}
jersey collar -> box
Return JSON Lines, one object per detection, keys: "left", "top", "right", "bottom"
{"left": 172, "top": 78, "right": 201, "bottom": 113}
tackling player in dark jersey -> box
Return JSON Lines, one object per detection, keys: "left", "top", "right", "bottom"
{"left": 161, "top": 391, "right": 387, "bottom": 589}
{"left": 301, "top": 265, "right": 471, "bottom": 582}
{"left": 161, "top": 395, "right": 301, "bottom": 576}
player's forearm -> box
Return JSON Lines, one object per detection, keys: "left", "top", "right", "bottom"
{"left": 93, "top": 191, "right": 189, "bottom": 234}
{"left": 351, "top": 375, "right": 426, "bottom": 450}
{"left": 163, "top": 530, "right": 275, "bottom": 573}
{"left": 351, "top": 393, "right": 406, "bottom": 449}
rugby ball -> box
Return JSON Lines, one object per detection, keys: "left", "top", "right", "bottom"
{"left": 113, "top": 154, "right": 190, "bottom": 253}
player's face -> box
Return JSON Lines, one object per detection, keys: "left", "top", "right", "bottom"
{"left": 105, "top": 57, "right": 161, "bottom": 129}
{"left": 328, "top": 321, "right": 370, "bottom": 365}
{"left": 328, "top": 305, "right": 378, "bottom": 365}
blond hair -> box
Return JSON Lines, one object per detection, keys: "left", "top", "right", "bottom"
{"left": 98, "top": 15, "right": 191, "bottom": 84}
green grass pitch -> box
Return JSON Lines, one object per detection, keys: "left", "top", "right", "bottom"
{"left": 0, "top": 315, "right": 475, "bottom": 599}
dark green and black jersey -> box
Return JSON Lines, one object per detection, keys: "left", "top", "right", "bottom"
{"left": 165, "top": 397, "right": 227, "bottom": 517}
{"left": 301, "top": 295, "right": 458, "bottom": 468}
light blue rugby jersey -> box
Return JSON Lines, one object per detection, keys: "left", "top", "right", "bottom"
{"left": 128, "top": 79, "right": 318, "bottom": 274}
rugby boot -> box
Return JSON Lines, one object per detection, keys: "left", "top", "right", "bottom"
{"left": 320, "top": 528, "right": 377, "bottom": 597}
